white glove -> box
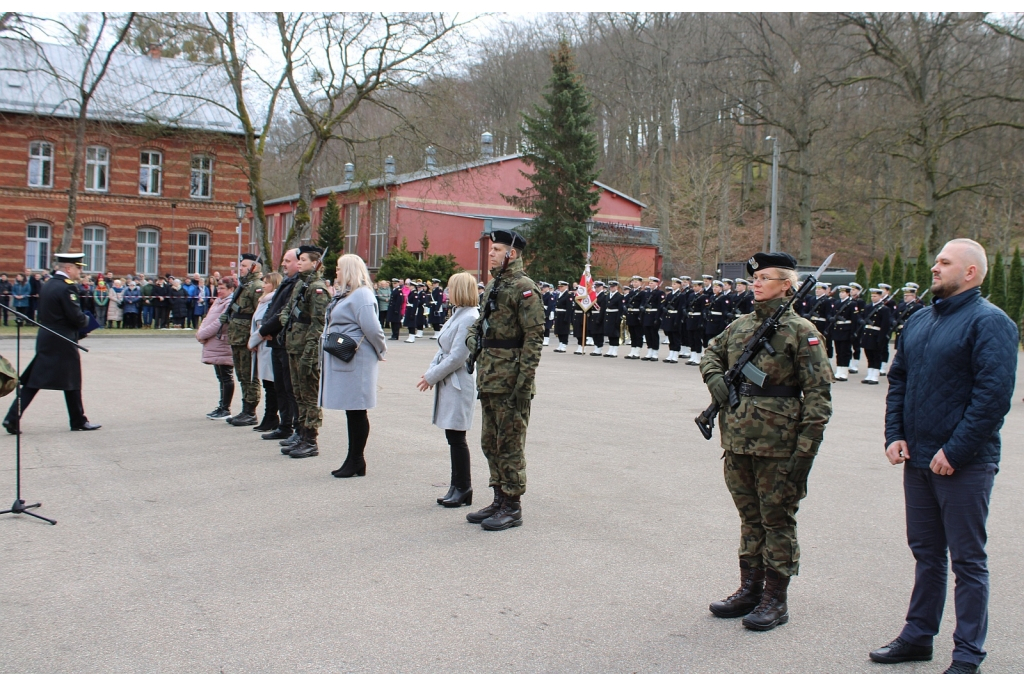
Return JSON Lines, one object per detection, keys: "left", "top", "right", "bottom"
{"left": 549, "top": 311, "right": 555, "bottom": 321}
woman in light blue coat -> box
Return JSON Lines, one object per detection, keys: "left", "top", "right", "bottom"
{"left": 416, "top": 272, "right": 479, "bottom": 507}
{"left": 320, "top": 254, "right": 388, "bottom": 478}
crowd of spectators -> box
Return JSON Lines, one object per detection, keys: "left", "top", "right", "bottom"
{"left": 0, "top": 269, "right": 222, "bottom": 330}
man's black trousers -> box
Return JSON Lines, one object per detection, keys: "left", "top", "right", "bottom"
{"left": 271, "top": 347, "right": 298, "bottom": 428}
{"left": 5, "top": 387, "right": 87, "bottom": 429}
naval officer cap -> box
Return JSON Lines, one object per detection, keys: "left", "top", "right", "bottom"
{"left": 816, "top": 282, "right": 831, "bottom": 289}
{"left": 390, "top": 277, "right": 401, "bottom": 283}
{"left": 477, "top": 281, "right": 485, "bottom": 288}
{"left": 713, "top": 279, "right": 723, "bottom": 286}
{"left": 671, "top": 277, "right": 683, "bottom": 284}
{"left": 431, "top": 278, "right": 441, "bottom": 283}
{"left": 490, "top": 229, "right": 527, "bottom": 251}
{"left": 723, "top": 278, "right": 734, "bottom": 285}
{"left": 594, "top": 280, "right": 605, "bottom": 287}
{"left": 735, "top": 278, "right": 749, "bottom": 285}
{"left": 608, "top": 280, "right": 620, "bottom": 286}
{"left": 648, "top": 276, "right": 661, "bottom": 283}
{"left": 849, "top": 282, "right": 863, "bottom": 290}
{"left": 837, "top": 285, "right": 852, "bottom": 292}
{"left": 54, "top": 252, "right": 87, "bottom": 266}
{"left": 558, "top": 280, "right": 569, "bottom": 286}
{"left": 869, "top": 287, "right": 884, "bottom": 294}
{"left": 878, "top": 282, "right": 892, "bottom": 290}
{"left": 630, "top": 275, "right": 643, "bottom": 281}
{"left": 702, "top": 274, "right": 714, "bottom": 280}
{"left": 746, "top": 252, "right": 797, "bottom": 275}
{"left": 680, "top": 275, "right": 691, "bottom": 282}
{"left": 903, "top": 282, "right": 919, "bottom": 292}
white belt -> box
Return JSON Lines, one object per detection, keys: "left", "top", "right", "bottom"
{"left": 606, "top": 309, "right": 619, "bottom": 312}
{"left": 836, "top": 319, "right": 850, "bottom": 324}
{"left": 555, "top": 308, "right": 566, "bottom": 312}
{"left": 667, "top": 310, "right": 678, "bottom": 314}
{"left": 688, "top": 312, "right": 702, "bottom": 316}
{"left": 811, "top": 316, "right": 826, "bottom": 321}
{"left": 710, "top": 311, "right": 723, "bottom": 316}
{"left": 864, "top": 325, "right": 880, "bottom": 330}
{"left": 646, "top": 308, "right": 658, "bottom": 312}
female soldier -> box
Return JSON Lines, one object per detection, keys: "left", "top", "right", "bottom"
{"left": 700, "top": 252, "right": 834, "bottom": 632}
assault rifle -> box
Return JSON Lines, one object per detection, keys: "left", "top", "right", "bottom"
{"left": 466, "top": 251, "right": 510, "bottom": 375}
{"left": 695, "top": 253, "right": 835, "bottom": 441}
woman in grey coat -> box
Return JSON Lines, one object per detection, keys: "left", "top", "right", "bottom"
{"left": 416, "top": 272, "right": 480, "bottom": 507}
{"left": 319, "top": 254, "right": 388, "bottom": 478}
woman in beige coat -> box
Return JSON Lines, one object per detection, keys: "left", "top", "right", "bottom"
{"left": 416, "top": 272, "right": 479, "bottom": 507}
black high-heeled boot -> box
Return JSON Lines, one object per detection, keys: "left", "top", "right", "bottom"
{"left": 439, "top": 429, "right": 472, "bottom": 507}
{"left": 333, "top": 410, "right": 368, "bottom": 477}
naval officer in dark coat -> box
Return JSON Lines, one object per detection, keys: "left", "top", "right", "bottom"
{"left": 3, "top": 253, "right": 101, "bottom": 434}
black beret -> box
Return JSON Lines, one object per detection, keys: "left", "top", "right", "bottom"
{"left": 296, "top": 245, "right": 323, "bottom": 257}
{"left": 240, "top": 252, "right": 261, "bottom": 263}
{"left": 490, "top": 229, "right": 527, "bottom": 251}
{"left": 746, "top": 252, "right": 797, "bottom": 275}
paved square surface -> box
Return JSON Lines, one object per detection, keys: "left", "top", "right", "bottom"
{"left": 1, "top": 334, "right": 1022, "bottom": 673}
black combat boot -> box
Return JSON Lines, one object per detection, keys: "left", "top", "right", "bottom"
{"left": 480, "top": 493, "right": 522, "bottom": 531}
{"left": 262, "top": 424, "right": 293, "bottom": 440}
{"left": 281, "top": 427, "right": 306, "bottom": 455}
{"left": 289, "top": 427, "right": 319, "bottom": 458}
{"left": 466, "top": 486, "right": 503, "bottom": 524}
{"left": 741, "top": 568, "right": 790, "bottom": 631}
{"left": 280, "top": 429, "right": 301, "bottom": 447}
{"left": 709, "top": 560, "right": 765, "bottom": 618}
{"left": 227, "top": 401, "right": 258, "bottom": 426}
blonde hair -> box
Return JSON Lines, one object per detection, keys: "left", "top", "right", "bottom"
{"left": 774, "top": 268, "right": 798, "bottom": 295}
{"left": 335, "top": 253, "right": 373, "bottom": 294}
{"left": 262, "top": 271, "right": 282, "bottom": 292}
{"left": 446, "top": 272, "right": 478, "bottom": 308}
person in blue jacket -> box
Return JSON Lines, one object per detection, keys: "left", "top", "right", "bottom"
{"left": 871, "top": 238, "right": 1018, "bottom": 675}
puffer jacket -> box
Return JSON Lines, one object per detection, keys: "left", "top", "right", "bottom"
{"left": 196, "top": 296, "right": 233, "bottom": 365}
{"left": 885, "top": 287, "right": 1018, "bottom": 469}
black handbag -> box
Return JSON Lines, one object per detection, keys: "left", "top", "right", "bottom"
{"left": 323, "top": 331, "right": 362, "bottom": 362}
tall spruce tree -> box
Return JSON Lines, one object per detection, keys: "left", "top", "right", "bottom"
{"left": 990, "top": 251, "right": 1007, "bottom": 311}
{"left": 869, "top": 260, "right": 882, "bottom": 290}
{"left": 881, "top": 253, "right": 892, "bottom": 287}
{"left": 915, "top": 242, "right": 932, "bottom": 302}
{"left": 855, "top": 262, "right": 868, "bottom": 290}
{"left": 1008, "top": 246, "right": 1023, "bottom": 328}
{"left": 505, "top": 39, "right": 600, "bottom": 284}
{"left": 892, "top": 253, "right": 905, "bottom": 289}
{"left": 316, "top": 192, "right": 343, "bottom": 277}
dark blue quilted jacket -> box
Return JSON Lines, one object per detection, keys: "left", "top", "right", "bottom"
{"left": 885, "top": 287, "right": 1018, "bottom": 469}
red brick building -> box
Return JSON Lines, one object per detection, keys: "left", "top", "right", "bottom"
{"left": 0, "top": 38, "right": 248, "bottom": 278}
{"left": 264, "top": 139, "right": 662, "bottom": 282}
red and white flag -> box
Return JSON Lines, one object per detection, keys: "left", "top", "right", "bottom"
{"left": 575, "top": 264, "right": 598, "bottom": 312}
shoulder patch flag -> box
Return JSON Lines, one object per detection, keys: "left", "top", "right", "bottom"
{"left": 808, "top": 336, "right": 820, "bottom": 346}
{"left": 522, "top": 290, "right": 532, "bottom": 298}
{"left": 315, "top": 288, "right": 324, "bottom": 294}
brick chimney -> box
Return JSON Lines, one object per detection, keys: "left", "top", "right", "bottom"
{"left": 148, "top": 43, "right": 162, "bottom": 59}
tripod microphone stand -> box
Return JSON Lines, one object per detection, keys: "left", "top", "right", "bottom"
{"left": 0, "top": 302, "right": 89, "bottom": 525}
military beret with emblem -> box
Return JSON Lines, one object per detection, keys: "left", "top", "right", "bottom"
{"left": 746, "top": 252, "right": 797, "bottom": 275}
{"left": 490, "top": 229, "right": 527, "bottom": 251}
{"left": 296, "top": 245, "right": 322, "bottom": 257}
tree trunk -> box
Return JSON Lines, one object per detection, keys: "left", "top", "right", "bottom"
{"left": 60, "top": 112, "right": 89, "bottom": 253}
{"left": 717, "top": 158, "right": 731, "bottom": 264}
{"left": 798, "top": 143, "right": 812, "bottom": 264}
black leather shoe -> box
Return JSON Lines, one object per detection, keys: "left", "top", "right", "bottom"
{"left": 280, "top": 432, "right": 302, "bottom": 447}
{"left": 481, "top": 494, "right": 522, "bottom": 530}
{"left": 437, "top": 485, "right": 456, "bottom": 505}
{"left": 943, "top": 660, "right": 979, "bottom": 674}
{"left": 710, "top": 562, "right": 765, "bottom": 618}
{"left": 3, "top": 418, "right": 20, "bottom": 435}
{"left": 869, "top": 637, "right": 933, "bottom": 664}
{"left": 467, "top": 486, "right": 503, "bottom": 523}
{"left": 441, "top": 487, "right": 473, "bottom": 507}
{"left": 262, "top": 426, "right": 293, "bottom": 440}
{"left": 71, "top": 422, "right": 102, "bottom": 431}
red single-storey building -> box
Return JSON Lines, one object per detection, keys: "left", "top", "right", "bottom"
{"left": 264, "top": 139, "right": 662, "bottom": 282}
{"left": 0, "top": 38, "right": 249, "bottom": 279}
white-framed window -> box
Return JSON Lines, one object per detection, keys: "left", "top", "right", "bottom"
{"left": 139, "top": 150, "right": 162, "bottom": 196}
{"left": 368, "top": 200, "right": 388, "bottom": 268}
{"left": 136, "top": 228, "right": 159, "bottom": 275}
{"left": 190, "top": 155, "right": 213, "bottom": 199}
{"left": 82, "top": 225, "right": 106, "bottom": 273}
{"left": 188, "top": 231, "right": 209, "bottom": 276}
{"left": 345, "top": 203, "right": 359, "bottom": 255}
{"left": 28, "top": 141, "right": 53, "bottom": 188}
{"left": 85, "top": 146, "right": 109, "bottom": 192}
{"left": 25, "top": 223, "right": 50, "bottom": 270}
{"left": 282, "top": 212, "right": 293, "bottom": 239}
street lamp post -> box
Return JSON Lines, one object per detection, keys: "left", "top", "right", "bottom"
{"left": 234, "top": 200, "right": 247, "bottom": 275}
{"left": 766, "top": 135, "right": 780, "bottom": 253}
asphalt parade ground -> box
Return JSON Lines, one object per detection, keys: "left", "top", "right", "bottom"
{"left": 1, "top": 334, "right": 1022, "bottom": 674}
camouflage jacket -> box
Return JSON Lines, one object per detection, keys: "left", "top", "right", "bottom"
{"left": 284, "top": 270, "right": 330, "bottom": 362}
{"left": 466, "top": 256, "right": 545, "bottom": 396}
{"left": 700, "top": 297, "right": 834, "bottom": 458}
{"left": 227, "top": 271, "right": 263, "bottom": 346}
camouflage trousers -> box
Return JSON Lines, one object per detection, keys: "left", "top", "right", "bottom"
{"left": 480, "top": 393, "right": 530, "bottom": 496}
{"left": 724, "top": 450, "right": 814, "bottom": 578}
{"left": 231, "top": 345, "right": 261, "bottom": 406}
{"left": 288, "top": 353, "right": 322, "bottom": 430}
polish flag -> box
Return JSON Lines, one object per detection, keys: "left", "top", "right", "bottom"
{"left": 575, "top": 264, "right": 598, "bottom": 312}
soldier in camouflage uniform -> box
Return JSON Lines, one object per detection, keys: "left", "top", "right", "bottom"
{"left": 222, "top": 253, "right": 263, "bottom": 426}
{"left": 699, "top": 251, "right": 834, "bottom": 631}
{"left": 465, "top": 229, "right": 545, "bottom": 531}
{"left": 279, "top": 246, "right": 330, "bottom": 459}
